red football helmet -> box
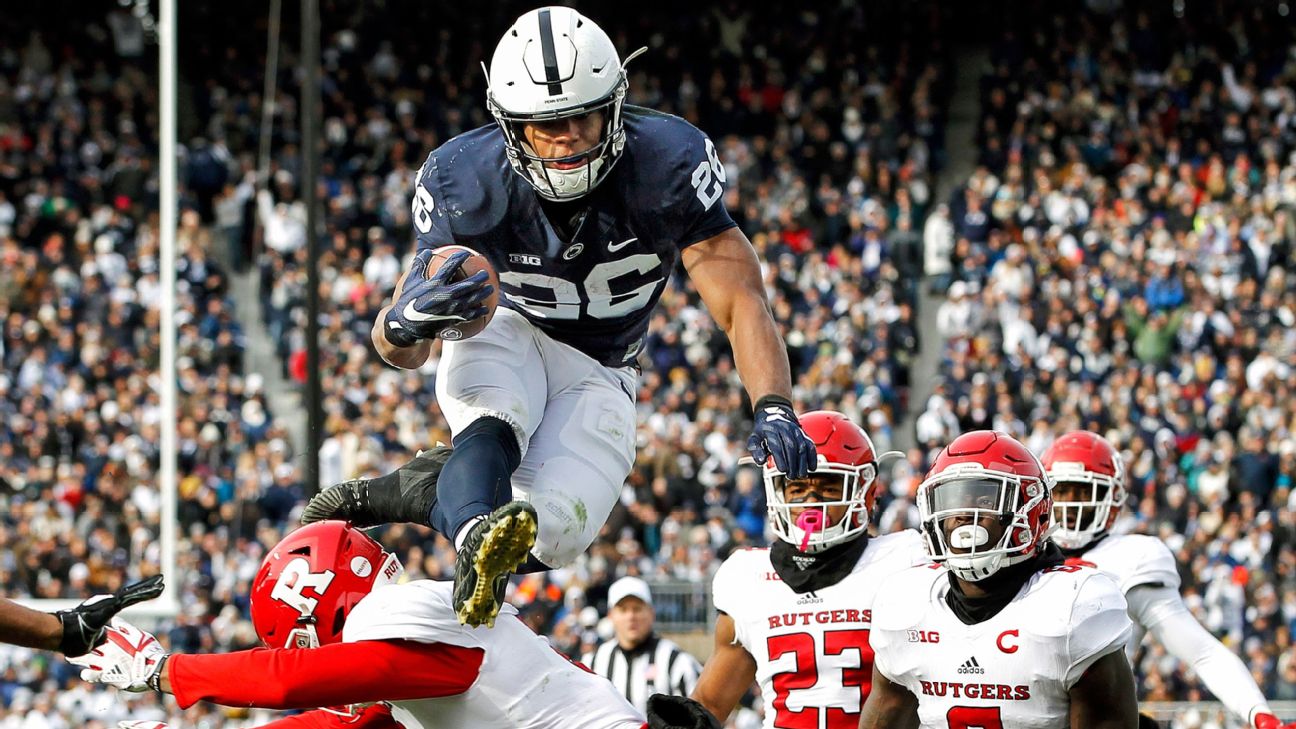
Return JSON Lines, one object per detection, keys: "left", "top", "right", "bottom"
{"left": 1041, "top": 431, "right": 1126, "bottom": 551}
{"left": 763, "top": 410, "right": 881, "bottom": 552}
{"left": 917, "top": 431, "right": 1053, "bottom": 581}
{"left": 251, "top": 521, "right": 404, "bottom": 650}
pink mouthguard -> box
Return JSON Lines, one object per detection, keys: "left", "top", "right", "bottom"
{"left": 796, "top": 510, "right": 824, "bottom": 551}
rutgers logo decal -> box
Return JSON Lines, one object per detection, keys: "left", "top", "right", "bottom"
{"left": 997, "top": 629, "right": 1019, "bottom": 654}
{"left": 271, "top": 557, "right": 336, "bottom": 616}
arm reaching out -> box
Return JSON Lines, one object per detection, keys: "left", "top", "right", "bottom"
{"left": 74, "top": 620, "right": 484, "bottom": 710}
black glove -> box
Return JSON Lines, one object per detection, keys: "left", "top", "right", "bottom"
{"left": 383, "top": 249, "right": 493, "bottom": 347}
{"left": 302, "top": 445, "right": 452, "bottom": 527}
{"left": 55, "top": 575, "right": 165, "bottom": 656}
{"left": 746, "top": 395, "right": 817, "bottom": 479}
{"left": 647, "top": 695, "right": 722, "bottom": 729}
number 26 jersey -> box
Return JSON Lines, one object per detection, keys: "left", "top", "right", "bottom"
{"left": 411, "top": 106, "right": 736, "bottom": 367}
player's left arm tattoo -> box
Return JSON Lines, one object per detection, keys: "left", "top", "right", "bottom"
{"left": 1069, "top": 648, "right": 1139, "bottom": 729}
{"left": 681, "top": 227, "right": 793, "bottom": 403}
{"left": 857, "top": 666, "right": 919, "bottom": 729}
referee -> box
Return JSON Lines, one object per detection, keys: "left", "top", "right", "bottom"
{"left": 583, "top": 576, "right": 702, "bottom": 715}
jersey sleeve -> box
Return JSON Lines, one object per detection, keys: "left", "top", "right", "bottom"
{"left": 667, "top": 125, "right": 737, "bottom": 249}
{"left": 167, "top": 640, "right": 484, "bottom": 710}
{"left": 867, "top": 623, "right": 902, "bottom": 684}
{"left": 1120, "top": 535, "right": 1181, "bottom": 592}
{"left": 411, "top": 150, "right": 458, "bottom": 251}
{"left": 1064, "top": 572, "right": 1133, "bottom": 689}
{"left": 710, "top": 551, "right": 753, "bottom": 648}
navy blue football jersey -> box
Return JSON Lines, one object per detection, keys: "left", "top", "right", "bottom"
{"left": 409, "top": 106, "right": 737, "bottom": 367}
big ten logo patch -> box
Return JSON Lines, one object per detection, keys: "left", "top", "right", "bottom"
{"left": 907, "top": 629, "right": 940, "bottom": 644}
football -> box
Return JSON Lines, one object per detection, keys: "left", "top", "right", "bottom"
{"left": 426, "top": 244, "right": 500, "bottom": 340}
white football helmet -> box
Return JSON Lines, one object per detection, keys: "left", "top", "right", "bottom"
{"left": 486, "top": 7, "right": 635, "bottom": 201}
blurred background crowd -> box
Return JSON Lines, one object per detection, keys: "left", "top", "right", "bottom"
{"left": 0, "top": 0, "right": 1292, "bottom": 727}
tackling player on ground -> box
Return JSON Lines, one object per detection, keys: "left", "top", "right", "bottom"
{"left": 72, "top": 521, "right": 646, "bottom": 729}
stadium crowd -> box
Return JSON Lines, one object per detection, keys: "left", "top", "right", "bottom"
{"left": 0, "top": 0, "right": 1293, "bottom": 727}
{"left": 925, "top": 1, "right": 1296, "bottom": 722}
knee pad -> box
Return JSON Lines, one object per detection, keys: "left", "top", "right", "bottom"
{"left": 526, "top": 485, "right": 602, "bottom": 568}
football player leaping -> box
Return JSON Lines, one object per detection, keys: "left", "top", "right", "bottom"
{"left": 302, "top": 5, "right": 815, "bottom": 630}
{"left": 653, "top": 411, "right": 928, "bottom": 729}
{"left": 72, "top": 521, "right": 647, "bottom": 729}
{"left": 860, "top": 431, "right": 1139, "bottom": 729}
{"left": 1042, "top": 430, "right": 1296, "bottom": 729}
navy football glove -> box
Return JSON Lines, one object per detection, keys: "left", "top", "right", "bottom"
{"left": 746, "top": 395, "right": 817, "bottom": 479}
{"left": 383, "top": 249, "right": 494, "bottom": 347}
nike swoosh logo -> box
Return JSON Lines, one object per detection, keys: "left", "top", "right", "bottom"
{"left": 402, "top": 300, "right": 464, "bottom": 323}
{"left": 607, "top": 237, "right": 638, "bottom": 252}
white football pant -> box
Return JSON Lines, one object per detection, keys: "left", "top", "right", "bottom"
{"left": 435, "top": 308, "right": 638, "bottom": 567}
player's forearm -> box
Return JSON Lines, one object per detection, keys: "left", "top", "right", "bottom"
{"left": 690, "top": 673, "right": 744, "bottom": 724}
{"left": 0, "top": 599, "right": 63, "bottom": 651}
{"left": 725, "top": 292, "right": 793, "bottom": 403}
{"left": 1136, "top": 586, "right": 1269, "bottom": 721}
{"left": 167, "top": 640, "right": 484, "bottom": 710}
{"left": 371, "top": 306, "right": 432, "bottom": 369}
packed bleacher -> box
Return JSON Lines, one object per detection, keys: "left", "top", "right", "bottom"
{"left": 932, "top": 0, "right": 1296, "bottom": 716}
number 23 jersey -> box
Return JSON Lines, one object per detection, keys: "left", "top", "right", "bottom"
{"left": 870, "top": 563, "right": 1132, "bottom": 728}
{"left": 411, "top": 106, "right": 736, "bottom": 367}
{"left": 712, "top": 530, "right": 928, "bottom": 729}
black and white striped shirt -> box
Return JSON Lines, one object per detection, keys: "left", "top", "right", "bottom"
{"left": 582, "top": 634, "right": 702, "bottom": 714}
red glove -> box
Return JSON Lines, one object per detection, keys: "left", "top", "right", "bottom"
{"left": 1254, "top": 712, "right": 1296, "bottom": 729}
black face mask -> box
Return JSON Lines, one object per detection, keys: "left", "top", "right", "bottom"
{"left": 770, "top": 532, "right": 871, "bottom": 594}
{"left": 944, "top": 541, "right": 1065, "bottom": 625}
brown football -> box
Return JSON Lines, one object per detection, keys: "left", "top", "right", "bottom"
{"left": 426, "top": 244, "right": 500, "bottom": 340}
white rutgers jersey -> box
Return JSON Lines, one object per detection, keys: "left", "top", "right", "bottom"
{"left": 712, "top": 530, "right": 927, "bottom": 729}
{"left": 1076, "top": 533, "right": 1181, "bottom": 662}
{"left": 343, "top": 581, "right": 644, "bottom": 729}
{"left": 871, "top": 562, "right": 1132, "bottom": 729}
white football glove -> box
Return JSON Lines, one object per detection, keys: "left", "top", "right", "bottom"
{"left": 118, "top": 722, "right": 170, "bottom": 729}
{"left": 67, "top": 618, "right": 168, "bottom": 692}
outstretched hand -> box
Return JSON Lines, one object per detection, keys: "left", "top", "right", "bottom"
{"left": 55, "top": 575, "right": 164, "bottom": 656}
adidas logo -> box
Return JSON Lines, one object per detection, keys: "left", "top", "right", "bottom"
{"left": 957, "top": 656, "right": 985, "bottom": 675}
{"left": 791, "top": 555, "right": 816, "bottom": 570}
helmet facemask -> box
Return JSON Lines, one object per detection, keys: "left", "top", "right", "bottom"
{"left": 488, "top": 77, "right": 628, "bottom": 202}
{"left": 1049, "top": 464, "right": 1125, "bottom": 550}
{"left": 918, "top": 468, "right": 1050, "bottom": 582}
{"left": 765, "top": 457, "right": 876, "bottom": 553}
